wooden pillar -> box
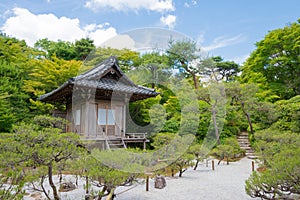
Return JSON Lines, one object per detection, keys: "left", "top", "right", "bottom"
{"left": 252, "top": 161, "right": 255, "bottom": 172}
{"left": 146, "top": 175, "right": 149, "bottom": 191}
{"left": 143, "top": 140, "right": 146, "bottom": 150}
{"left": 84, "top": 101, "right": 89, "bottom": 137}
{"left": 212, "top": 160, "right": 215, "bottom": 171}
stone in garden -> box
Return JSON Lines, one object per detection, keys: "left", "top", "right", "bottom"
{"left": 59, "top": 181, "right": 76, "bottom": 192}
{"left": 154, "top": 175, "right": 166, "bottom": 189}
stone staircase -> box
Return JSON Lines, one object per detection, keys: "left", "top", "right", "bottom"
{"left": 105, "top": 138, "right": 127, "bottom": 150}
{"left": 237, "top": 132, "right": 257, "bottom": 159}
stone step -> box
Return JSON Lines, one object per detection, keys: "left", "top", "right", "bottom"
{"left": 247, "top": 155, "right": 258, "bottom": 159}
{"left": 245, "top": 149, "right": 255, "bottom": 153}
{"left": 238, "top": 142, "right": 250, "bottom": 145}
{"left": 237, "top": 140, "right": 249, "bottom": 144}
{"left": 237, "top": 132, "right": 255, "bottom": 157}
{"left": 238, "top": 140, "right": 250, "bottom": 144}
{"left": 237, "top": 137, "right": 249, "bottom": 140}
{"left": 240, "top": 145, "right": 251, "bottom": 149}
{"left": 237, "top": 136, "right": 248, "bottom": 139}
{"left": 241, "top": 146, "right": 253, "bottom": 150}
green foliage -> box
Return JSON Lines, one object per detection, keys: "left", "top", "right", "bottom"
{"left": 151, "top": 132, "right": 176, "bottom": 149}
{"left": 226, "top": 82, "right": 278, "bottom": 134}
{"left": 0, "top": 116, "right": 83, "bottom": 200}
{"left": 211, "top": 137, "right": 245, "bottom": 162}
{"left": 74, "top": 38, "right": 96, "bottom": 60}
{"left": 132, "top": 52, "right": 171, "bottom": 88}
{"left": 241, "top": 19, "right": 300, "bottom": 100}
{"left": 23, "top": 56, "right": 82, "bottom": 96}
{"left": 169, "top": 151, "right": 194, "bottom": 177}
{"left": 246, "top": 96, "right": 300, "bottom": 199}
{"left": 70, "top": 153, "right": 134, "bottom": 199}
{"left": 22, "top": 56, "right": 82, "bottom": 113}
{"left": 84, "top": 47, "right": 139, "bottom": 72}
{"left": 0, "top": 133, "right": 27, "bottom": 199}
{"left": 0, "top": 168, "right": 26, "bottom": 200}
{"left": 246, "top": 129, "right": 300, "bottom": 199}
{"left": 0, "top": 36, "right": 38, "bottom": 131}
{"left": 151, "top": 132, "right": 194, "bottom": 177}
{"left": 127, "top": 95, "right": 161, "bottom": 133}
{"left": 212, "top": 56, "right": 240, "bottom": 82}
{"left": 166, "top": 39, "right": 201, "bottom": 88}
{"left": 34, "top": 38, "right": 95, "bottom": 61}
{"left": 273, "top": 95, "right": 300, "bottom": 132}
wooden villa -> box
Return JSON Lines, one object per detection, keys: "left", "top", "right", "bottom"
{"left": 39, "top": 56, "right": 158, "bottom": 150}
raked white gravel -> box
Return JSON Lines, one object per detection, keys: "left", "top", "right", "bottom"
{"left": 24, "top": 158, "right": 259, "bottom": 200}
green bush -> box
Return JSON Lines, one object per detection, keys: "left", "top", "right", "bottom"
{"left": 211, "top": 137, "right": 245, "bottom": 163}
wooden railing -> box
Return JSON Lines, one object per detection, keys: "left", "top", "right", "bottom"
{"left": 125, "top": 132, "right": 147, "bottom": 139}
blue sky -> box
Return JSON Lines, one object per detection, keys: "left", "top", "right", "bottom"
{"left": 0, "top": 0, "right": 299, "bottom": 64}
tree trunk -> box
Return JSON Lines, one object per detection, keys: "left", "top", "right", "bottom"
{"left": 241, "top": 102, "right": 254, "bottom": 135}
{"left": 179, "top": 169, "right": 183, "bottom": 177}
{"left": 97, "top": 185, "right": 107, "bottom": 200}
{"left": 212, "top": 106, "right": 220, "bottom": 145}
{"left": 41, "top": 175, "right": 51, "bottom": 200}
{"left": 105, "top": 188, "right": 116, "bottom": 200}
{"left": 48, "top": 162, "right": 60, "bottom": 200}
{"left": 193, "top": 160, "right": 199, "bottom": 170}
{"left": 59, "top": 170, "right": 62, "bottom": 183}
{"left": 192, "top": 74, "right": 199, "bottom": 89}
{"left": 85, "top": 176, "right": 89, "bottom": 194}
{"left": 226, "top": 156, "right": 229, "bottom": 165}
{"left": 245, "top": 113, "right": 254, "bottom": 135}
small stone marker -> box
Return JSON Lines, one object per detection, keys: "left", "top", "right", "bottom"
{"left": 154, "top": 175, "right": 166, "bottom": 189}
{"left": 59, "top": 182, "right": 76, "bottom": 192}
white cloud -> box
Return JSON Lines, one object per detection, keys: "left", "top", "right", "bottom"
{"left": 196, "top": 32, "right": 205, "bottom": 45}
{"left": 1, "top": 8, "right": 117, "bottom": 47}
{"left": 203, "top": 34, "right": 246, "bottom": 51}
{"left": 160, "top": 14, "right": 176, "bottom": 29}
{"left": 184, "top": 0, "right": 197, "bottom": 8}
{"left": 85, "top": 0, "right": 175, "bottom": 13}
{"left": 87, "top": 24, "right": 117, "bottom": 46}
{"left": 101, "top": 34, "right": 136, "bottom": 49}
{"left": 231, "top": 54, "right": 249, "bottom": 64}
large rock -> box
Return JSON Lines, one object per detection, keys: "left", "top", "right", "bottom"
{"left": 154, "top": 175, "right": 166, "bottom": 189}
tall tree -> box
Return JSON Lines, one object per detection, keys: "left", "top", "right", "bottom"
{"left": 226, "top": 82, "right": 277, "bottom": 135}
{"left": 34, "top": 38, "right": 95, "bottom": 61}
{"left": 23, "top": 56, "right": 82, "bottom": 96}
{"left": 74, "top": 38, "right": 96, "bottom": 60}
{"left": 241, "top": 19, "right": 300, "bottom": 100}
{"left": 212, "top": 56, "right": 240, "bottom": 82}
{"left": 131, "top": 52, "right": 171, "bottom": 88}
{"left": 12, "top": 116, "right": 82, "bottom": 200}
{"left": 167, "top": 39, "right": 202, "bottom": 89}
{"left": 0, "top": 35, "right": 37, "bottom": 131}
{"left": 84, "top": 47, "right": 139, "bottom": 72}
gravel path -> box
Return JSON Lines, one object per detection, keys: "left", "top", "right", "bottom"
{"left": 114, "top": 158, "right": 258, "bottom": 200}
{"left": 24, "top": 158, "right": 259, "bottom": 200}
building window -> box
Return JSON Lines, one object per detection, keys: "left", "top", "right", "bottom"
{"left": 98, "top": 108, "right": 106, "bottom": 125}
{"left": 107, "top": 109, "right": 115, "bottom": 125}
{"left": 75, "top": 109, "right": 81, "bottom": 125}
{"left": 98, "top": 108, "right": 115, "bottom": 125}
